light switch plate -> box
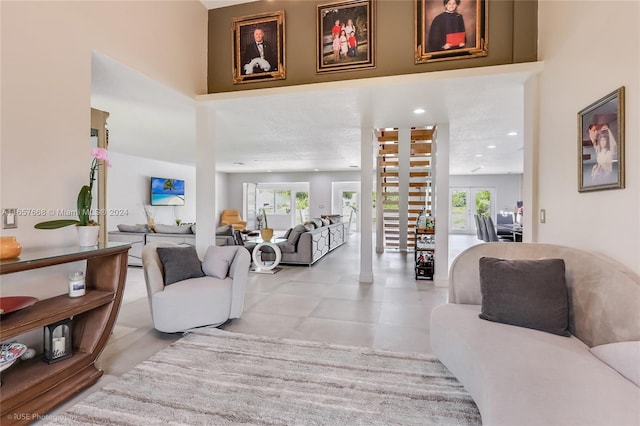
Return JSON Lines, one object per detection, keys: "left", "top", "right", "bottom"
{"left": 540, "top": 209, "right": 546, "bottom": 223}
{"left": 3, "top": 208, "right": 18, "bottom": 229}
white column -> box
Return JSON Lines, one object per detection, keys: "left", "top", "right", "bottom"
{"left": 359, "top": 125, "right": 374, "bottom": 283}
{"left": 195, "top": 103, "right": 216, "bottom": 255}
{"left": 398, "top": 127, "right": 410, "bottom": 252}
{"left": 375, "top": 154, "right": 384, "bottom": 253}
{"left": 523, "top": 75, "right": 538, "bottom": 243}
{"left": 433, "top": 123, "right": 450, "bottom": 288}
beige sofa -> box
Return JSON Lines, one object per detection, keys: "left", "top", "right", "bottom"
{"left": 431, "top": 242, "right": 640, "bottom": 426}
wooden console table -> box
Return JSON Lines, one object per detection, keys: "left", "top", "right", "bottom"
{"left": 0, "top": 243, "right": 130, "bottom": 425}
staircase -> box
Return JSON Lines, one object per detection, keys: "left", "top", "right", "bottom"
{"left": 377, "top": 127, "right": 434, "bottom": 251}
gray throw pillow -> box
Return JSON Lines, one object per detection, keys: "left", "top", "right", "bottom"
{"left": 154, "top": 224, "right": 193, "bottom": 234}
{"left": 156, "top": 246, "right": 205, "bottom": 285}
{"left": 202, "top": 246, "right": 236, "bottom": 279}
{"left": 216, "top": 224, "right": 233, "bottom": 236}
{"left": 286, "top": 224, "right": 307, "bottom": 246}
{"left": 304, "top": 221, "right": 316, "bottom": 230}
{"left": 328, "top": 214, "right": 341, "bottom": 223}
{"left": 478, "top": 257, "right": 570, "bottom": 337}
{"left": 117, "top": 224, "right": 149, "bottom": 233}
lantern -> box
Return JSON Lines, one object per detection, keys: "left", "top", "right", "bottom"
{"left": 43, "top": 318, "right": 72, "bottom": 363}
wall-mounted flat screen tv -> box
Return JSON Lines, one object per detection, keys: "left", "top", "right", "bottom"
{"left": 150, "top": 177, "right": 185, "bottom": 206}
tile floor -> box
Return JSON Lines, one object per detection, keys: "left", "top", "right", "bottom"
{"left": 51, "top": 233, "right": 481, "bottom": 415}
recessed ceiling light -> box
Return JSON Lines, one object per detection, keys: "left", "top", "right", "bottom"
{"left": 384, "top": 127, "right": 395, "bottom": 131}
{"left": 314, "top": 169, "right": 319, "bottom": 172}
{"left": 475, "top": 154, "right": 484, "bottom": 157}
{"left": 487, "top": 145, "right": 497, "bottom": 149}
{"left": 507, "top": 131, "right": 518, "bottom": 136}
{"left": 413, "top": 108, "right": 426, "bottom": 114}
{"left": 266, "top": 170, "right": 272, "bottom": 173}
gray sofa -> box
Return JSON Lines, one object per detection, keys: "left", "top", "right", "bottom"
{"left": 430, "top": 243, "right": 640, "bottom": 425}
{"left": 108, "top": 224, "right": 233, "bottom": 266}
{"left": 279, "top": 220, "right": 347, "bottom": 265}
{"left": 250, "top": 220, "right": 348, "bottom": 266}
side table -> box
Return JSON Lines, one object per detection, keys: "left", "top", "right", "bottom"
{"left": 251, "top": 242, "right": 282, "bottom": 274}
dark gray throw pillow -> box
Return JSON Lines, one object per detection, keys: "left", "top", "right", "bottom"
{"left": 286, "top": 224, "right": 307, "bottom": 246}
{"left": 216, "top": 224, "right": 234, "bottom": 236}
{"left": 478, "top": 257, "right": 570, "bottom": 337}
{"left": 156, "top": 246, "right": 205, "bottom": 285}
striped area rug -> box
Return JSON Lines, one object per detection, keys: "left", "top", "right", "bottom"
{"left": 46, "top": 329, "right": 481, "bottom": 425}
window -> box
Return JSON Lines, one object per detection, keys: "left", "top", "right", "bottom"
{"left": 295, "top": 191, "right": 309, "bottom": 224}
{"left": 257, "top": 189, "right": 291, "bottom": 214}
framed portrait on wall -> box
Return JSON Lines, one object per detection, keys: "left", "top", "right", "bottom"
{"left": 415, "top": 0, "right": 488, "bottom": 63}
{"left": 578, "top": 87, "right": 625, "bottom": 192}
{"left": 316, "top": 0, "right": 375, "bottom": 74}
{"left": 232, "top": 10, "right": 285, "bottom": 84}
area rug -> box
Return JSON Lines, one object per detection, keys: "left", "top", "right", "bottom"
{"left": 46, "top": 329, "right": 481, "bottom": 425}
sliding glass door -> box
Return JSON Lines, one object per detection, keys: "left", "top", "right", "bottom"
{"left": 449, "top": 187, "right": 495, "bottom": 234}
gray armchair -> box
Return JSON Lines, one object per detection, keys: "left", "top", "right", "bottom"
{"left": 141, "top": 242, "right": 250, "bottom": 333}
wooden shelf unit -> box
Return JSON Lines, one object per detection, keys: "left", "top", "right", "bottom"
{"left": 0, "top": 243, "right": 130, "bottom": 425}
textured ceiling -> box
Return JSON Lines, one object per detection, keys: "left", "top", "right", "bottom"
{"left": 91, "top": 51, "right": 540, "bottom": 176}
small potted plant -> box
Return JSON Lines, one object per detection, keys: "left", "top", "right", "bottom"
{"left": 35, "top": 148, "right": 111, "bottom": 246}
{"left": 259, "top": 208, "right": 273, "bottom": 242}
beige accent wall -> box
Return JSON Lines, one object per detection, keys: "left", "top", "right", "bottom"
{"left": 1, "top": 1, "right": 207, "bottom": 251}
{"left": 208, "top": 0, "right": 537, "bottom": 93}
{"left": 537, "top": 1, "right": 639, "bottom": 274}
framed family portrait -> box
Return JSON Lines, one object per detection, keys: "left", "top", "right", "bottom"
{"left": 415, "top": 0, "right": 488, "bottom": 63}
{"left": 578, "top": 87, "right": 625, "bottom": 192}
{"left": 316, "top": 0, "right": 375, "bottom": 74}
{"left": 232, "top": 10, "right": 285, "bottom": 84}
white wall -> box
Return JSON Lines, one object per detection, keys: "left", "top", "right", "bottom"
{"left": 0, "top": 2, "right": 207, "bottom": 307}
{"left": 1, "top": 1, "right": 207, "bottom": 249}
{"left": 215, "top": 172, "right": 229, "bottom": 229}
{"left": 538, "top": 0, "right": 639, "bottom": 274}
{"left": 107, "top": 152, "right": 196, "bottom": 230}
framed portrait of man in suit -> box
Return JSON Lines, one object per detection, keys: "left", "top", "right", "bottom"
{"left": 233, "top": 11, "right": 285, "bottom": 84}
{"left": 415, "top": 0, "right": 488, "bottom": 63}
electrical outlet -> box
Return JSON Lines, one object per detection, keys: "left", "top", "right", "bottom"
{"left": 3, "top": 208, "right": 18, "bottom": 229}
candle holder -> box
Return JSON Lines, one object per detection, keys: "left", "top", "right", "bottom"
{"left": 43, "top": 318, "right": 72, "bottom": 364}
